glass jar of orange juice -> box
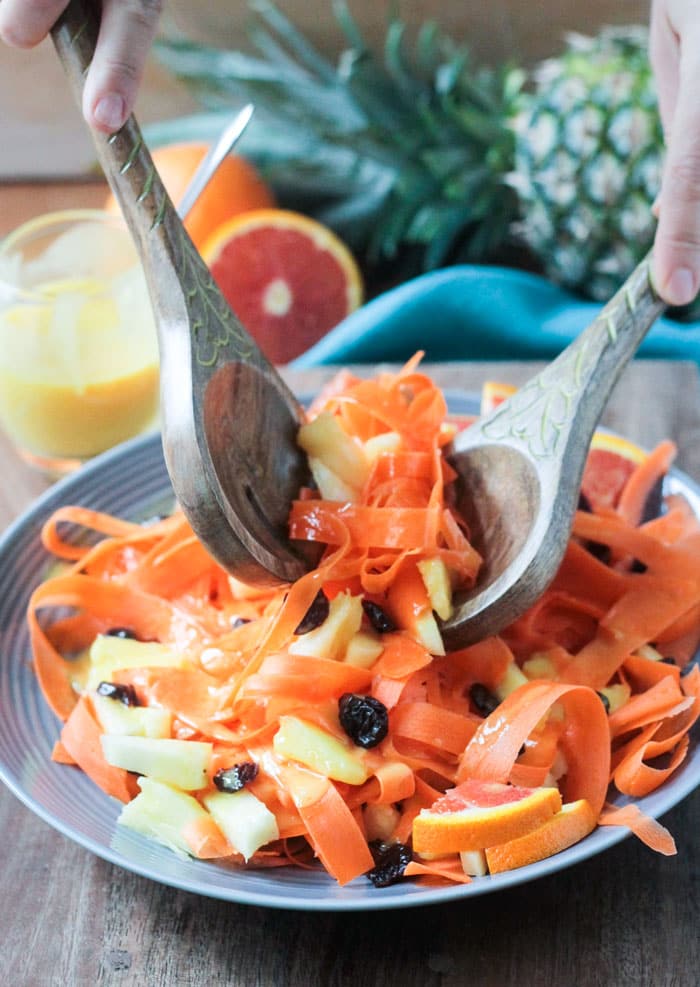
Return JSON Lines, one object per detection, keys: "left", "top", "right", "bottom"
{"left": 0, "top": 209, "right": 159, "bottom": 475}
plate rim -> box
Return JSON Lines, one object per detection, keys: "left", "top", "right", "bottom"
{"left": 0, "top": 393, "right": 698, "bottom": 911}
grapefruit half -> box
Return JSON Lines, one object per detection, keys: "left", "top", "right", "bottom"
{"left": 201, "top": 209, "right": 363, "bottom": 364}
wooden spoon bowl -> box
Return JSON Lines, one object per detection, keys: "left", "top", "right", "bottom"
{"left": 440, "top": 253, "right": 665, "bottom": 650}
{"left": 52, "top": 0, "right": 313, "bottom": 585}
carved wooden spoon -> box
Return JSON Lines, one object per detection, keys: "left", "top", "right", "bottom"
{"left": 52, "top": 0, "right": 314, "bottom": 585}
{"left": 440, "top": 254, "right": 665, "bottom": 649}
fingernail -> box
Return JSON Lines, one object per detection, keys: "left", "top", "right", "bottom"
{"left": 664, "top": 267, "right": 696, "bottom": 306}
{"left": 651, "top": 195, "right": 661, "bottom": 219}
{"left": 94, "top": 93, "right": 126, "bottom": 131}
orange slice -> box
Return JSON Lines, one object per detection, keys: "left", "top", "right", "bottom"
{"left": 105, "top": 143, "right": 274, "bottom": 250}
{"left": 412, "top": 779, "right": 562, "bottom": 854}
{"left": 480, "top": 381, "right": 517, "bottom": 416}
{"left": 201, "top": 209, "right": 363, "bottom": 364}
{"left": 485, "top": 798, "right": 597, "bottom": 874}
{"left": 580, "top": 434, "right": 647, "bottom": 513}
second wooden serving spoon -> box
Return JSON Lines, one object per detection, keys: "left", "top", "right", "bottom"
{"left": 52, "top": 0, "right": 315, "bottom": 586}
{"left": 439, "top": 252, "right": 665, "bottom": 649}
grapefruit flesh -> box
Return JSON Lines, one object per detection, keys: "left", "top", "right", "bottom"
{"left": 202, "top": 209, "right": 362, "bottom": 364}
{"left": 412, "top": 780, "right": 562, "bottom": 854}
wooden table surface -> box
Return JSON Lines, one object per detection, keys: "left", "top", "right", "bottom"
{"left": 0, "top": 358, "right": 699, "bottom": 987}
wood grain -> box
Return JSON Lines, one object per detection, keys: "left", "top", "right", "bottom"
{"left": 0, "top": 360, "right": 698, "bottom": 987}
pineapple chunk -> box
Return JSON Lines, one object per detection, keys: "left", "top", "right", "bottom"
{"left": 417, "top": 557, "right": 453, "bottom": 621}
{"left": 635, "top": 644, "right": 664, "bottom": 662}
{"left": 273, "top": 715, "right": 369, "bottom": 785}
{"left": 494, "top": 661, "right": 529, "bottom": 701}
{"left": 86, "top": 634, "right": 186, "bottom": 692}
{"left": 307, "top": 456, "right": 358, "bottom": 502}
{"left": 522, "top": 654, "right": 557, "bottom": 680}
{"left": 344, "top": 630, "right": 384, "bottom": 668}
{"left": 298, "top": 412, "right": 369, "bottom": 491}
{"left": 363, "top": 431, "right": 402, "bottom": 463}
{"left": 118, "top": 776, "right": 215, "bottom": 857}
{"left": 599, "top": 682, "right": 631, "bottom": 714}
{"left": 412, "top": 611, "right": 446, "bottom": 656}
{"left": 93, "top": 693, "right": 171, "bottom": 739}
{"left": 100, "top": 735, "right": 211, "bottom": 790}
{"left": 203, "top": 790, "right": 279, "bottom": 861}
{"left": 387, "top": 563, "right": 445, "bottom": 655}
{"left": 288, "top": 591, "right": 363, "bottom": 660}
{"left": 460, "top": 850, "right": 488, "bottom": 877}
{"left": 363, "top": 803, "right": 400, "bottom": 842}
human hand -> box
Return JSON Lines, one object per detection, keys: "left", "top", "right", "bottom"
{"left": 650, "top": 0, "right": 700, "bottom": 307}
{"left": 0, "top": 0, "right": 163, "bottom": 133}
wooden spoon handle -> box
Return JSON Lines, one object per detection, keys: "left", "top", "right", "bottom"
{"left": 51, "top": 0, "right": 173, "bottom": 249}
{"left": 51, "top": 0, "right": 264, "bottom": 371}
{"left": 478, "top": 251, "right": 665, "bottom": 470}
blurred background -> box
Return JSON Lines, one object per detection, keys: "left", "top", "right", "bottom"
{"left": 1, "top": 0, "right": 648, "bottom": 179}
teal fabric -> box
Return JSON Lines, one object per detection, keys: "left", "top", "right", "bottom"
{"left": 291, "top": 265, "right": 700, "bottom": 367}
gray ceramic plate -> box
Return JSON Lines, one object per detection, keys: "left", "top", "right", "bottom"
{"left": 0, "top": 392, "right": 698, "bottom": 911}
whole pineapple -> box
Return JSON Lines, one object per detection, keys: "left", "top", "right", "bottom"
{"left": 155, "top": 3, "right": 665, "bottom": 304}
{"left": 510, "top": 27, "right": 664, "bottom": 302}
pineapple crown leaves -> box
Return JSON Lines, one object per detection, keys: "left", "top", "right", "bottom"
{"left": 154, "top": 0, "right": 523, "bottom": 268}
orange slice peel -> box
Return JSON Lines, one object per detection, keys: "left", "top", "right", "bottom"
{"left": 485, "top": 798, "right": 597, "bottom": 874}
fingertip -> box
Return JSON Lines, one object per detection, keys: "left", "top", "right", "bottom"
{"left": 653, "top": 252, "right": 698, "bottom": 307}
{"left": 0, "top": 23, "right": 39, "bottom": 49}
{"left": 86, "top": 91, "right": 128, "bottom": 134}
{"left": 664, "top": 267, "right": 697, "bottom": 307}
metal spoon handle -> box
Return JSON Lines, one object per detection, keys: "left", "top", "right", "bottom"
{"left": 476, "top": 251, "right": 665, "bottom": 471}
{"left": 177, "top": 105, "right": 255, "bottom": 221}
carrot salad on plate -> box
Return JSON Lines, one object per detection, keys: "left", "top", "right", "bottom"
{"left": 29, "top": 357, "right": 700, "bottom": 887}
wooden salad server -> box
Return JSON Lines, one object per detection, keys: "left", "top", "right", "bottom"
{"left": 440, "top": 253, "right": 665, "bottom": 649}
{"left": 51, "top": 0, "right": 315, "bottom": 585}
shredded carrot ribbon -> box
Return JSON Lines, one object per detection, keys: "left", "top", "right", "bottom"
{"left": 31, "top": 361, "right": 700, "bottom": 888}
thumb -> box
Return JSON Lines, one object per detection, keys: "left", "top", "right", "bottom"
{"left": 653, "top": 45, "right": 700, "bottom": 306}
{"left": 82, "top": 0, "right": 163, "bottom": 133}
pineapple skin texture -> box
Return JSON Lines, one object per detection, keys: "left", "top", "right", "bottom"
{"left": 511, "top": 27, "right": 664, "bottom": 303}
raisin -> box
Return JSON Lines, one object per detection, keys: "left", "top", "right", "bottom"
{"left": 338, "top": 693, "right": 389, "bottom": 748}
{"left": 577, "top": 491, "right": 593, "bottom": 513}
{"left": 362, "top": 600, "right": 396, "bottom": 634}
{"left": 659, "top": 656, "right": 677, "bottom": 666}
{"left": 597, "top": 691, "right": 611, "bottom": 714}
{"left": 630, "top": 559, "right": 648, "bottom": 574}
{"left": 640, "top": 476, "right": 664, "bottom": 525}
{"left": 585, "top": 541, "right": 611, "bottom": 565}
{"left": 96, "top": 681, "right": 139, "bottom": 706}
{"left": 106, "top": 627, "right": 138, "bottom": 639}
{"left": 367, "top": 840, "right": 412, "bottom": 888}
{"left": 213, "top": 761, "right": 259, "bottom": 793}
{"left": 469, "top": 683, "right": 500, "bottom": 718}
{"left": 294, "top": 591, "right": 329, "bottom": 635}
